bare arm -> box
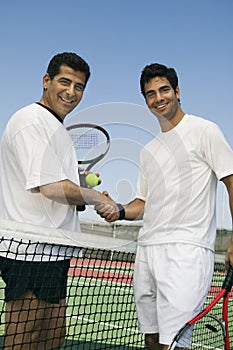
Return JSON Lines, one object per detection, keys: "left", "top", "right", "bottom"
{"left": 124, "top": 198, "right": 145, "bottom": 220}
{"left": 221, "top": 174, "right": 233, "bottom": 268}
{"left": 39, "top": 179, "right": 113, "bottom": 207}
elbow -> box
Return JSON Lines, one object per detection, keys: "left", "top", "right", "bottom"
{"left": 39, "top": 184, "right": 55, "bottom": 200}
{"left": 222, "top": 175, "right": 233, "bottom": 194}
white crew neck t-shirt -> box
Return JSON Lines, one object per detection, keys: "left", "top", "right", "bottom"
{"left": 136, "top": 114, "right": 233, "bottom": 251}
{"left": 0, "top": 103, "right": 80, "bottom": 260}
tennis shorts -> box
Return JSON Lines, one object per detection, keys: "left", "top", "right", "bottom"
{"left": 133, "top": 243, "right": 214, "bottom": 345}
{"left": 0, "top": 257, "right": 70, "bottom": 304}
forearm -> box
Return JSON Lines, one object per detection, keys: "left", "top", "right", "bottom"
{"left": 123, "top": 198, "right": 145, "bottom": 220}
{"left": 221, "top": 175, "right": 233, "bottom": 267}
{"left": 222, "top": 175, "right": 233, "bottom": 228}
{"left": 39, "top": 179, "right": 103, "bottom": 206}
{"left": 226, "top": 180, "right": 233, "bottom": 249}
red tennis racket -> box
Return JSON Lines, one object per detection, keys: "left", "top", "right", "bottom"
{"left": 168, "top": 265, "right": 233, "bottom": 349}
{"left": 66, "top": 123, "right": 110, "bottom": 211}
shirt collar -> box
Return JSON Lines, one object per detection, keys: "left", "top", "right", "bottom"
{"left": 36, "top": 102, "right": 63, "bottom": 124}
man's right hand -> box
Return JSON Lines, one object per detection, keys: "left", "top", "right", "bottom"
{"left": 95, "top": 192, "right": 121, "bottom": 222}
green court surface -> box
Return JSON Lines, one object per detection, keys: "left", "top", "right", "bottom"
{"left": 0, "top": 271, "right": 145, "bottom": 349}
{"left": 62, "top": 273, "right": 145, "bottom": 349}
{"left": 0, "top": 264, "right": 232, "bottom": 349}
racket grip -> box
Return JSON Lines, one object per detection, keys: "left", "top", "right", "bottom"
{"left": 223, "top": 265, "right": 233, "bottom": 291}
{"left": 76, "top": 205, "right": 86, "bottom": 211}
{"left": 79, "top": 173, "right": 87, "bottom": 187}
{"left": 76, "top": 173, "right": 87, "bottom": 212}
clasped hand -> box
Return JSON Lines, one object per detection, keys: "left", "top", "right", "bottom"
{"left": 95, "top": 191, "right": 120, "bottom": 222}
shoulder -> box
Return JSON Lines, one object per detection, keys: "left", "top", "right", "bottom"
{"left": 183, "top": 114, "right": 223, "bottom": 137}
{"left": 184, "top": 114, "right": 216, "bottom": 128}
{"left": 7, "top": 103, "right": 43, "bottom": 129}
{"left": 10, "top": 103, "right": 51, "bottom": 121}
{"left": 6, "top": 103, "right": 62, "bottom": 137}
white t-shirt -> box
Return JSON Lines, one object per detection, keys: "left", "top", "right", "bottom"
{"left": 0, "top": 103, "right": 80, "bottom": 260}
{"left": 136, "top": 114, "right": 233, "bottom": 251}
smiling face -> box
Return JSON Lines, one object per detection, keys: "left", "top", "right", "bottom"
{"left": 40, "top": 64, "right": 86, "bottom": 120}
{"left": 144, "top": 76, "right": 184, "bottom": 130}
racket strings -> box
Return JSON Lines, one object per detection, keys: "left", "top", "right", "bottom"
{"left": 71, "top": 132, "right": 98, "bottom": 150}
{"left": 174, "top": 315, "right": 225, "bottom": 349}
{"left": 68, "top": 127, "right": 109, "bottom": 162}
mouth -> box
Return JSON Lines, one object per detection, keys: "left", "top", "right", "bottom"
{"left": 155, "top": 102, "right": 168, "bottom": 111}
{"left": 149, "top": 102, "right": 169, "bottom": 118}
{"left": 60, "top": 96, "right": 75, "bottom": 105}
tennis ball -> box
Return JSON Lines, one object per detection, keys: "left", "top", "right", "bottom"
{"left": 85, "top": 173, "right": 99, "bottom": 188}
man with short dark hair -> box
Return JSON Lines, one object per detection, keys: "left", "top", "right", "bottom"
{"left": 96, "top": 63, "right": 233, "bottom": 350}
{"left": 0, "top": 52, "right": 115, "bottom": 349}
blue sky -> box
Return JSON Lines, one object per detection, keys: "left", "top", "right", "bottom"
{"left": 1, "top": 0, "right": 233, "bottom": 228}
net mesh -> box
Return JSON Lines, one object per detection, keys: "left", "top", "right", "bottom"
{"left": 0, "top": 221, "right": 231, "bottom": 349}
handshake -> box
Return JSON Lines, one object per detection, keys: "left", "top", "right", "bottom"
{"left": 78, "top": 170, "right": 125, "bottom": 223}
{"left": 94, "top": 191, "right": 125, "bottom": 223}
{"left": 78, "top": 171, "right": 144, "bottom": 222}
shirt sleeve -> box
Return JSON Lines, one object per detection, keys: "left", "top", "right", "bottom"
{"left": 12, "top": 123, "right": 69, "bottom": 190}
{"left": 200, "top": 122, "right": 233, "bottom": 180}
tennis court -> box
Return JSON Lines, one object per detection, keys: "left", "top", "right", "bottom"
{"left": 65, "top": 257, "right": 233, "bottom": 350}
{"left": 0, "top": 221, "right": 232, "bottom": 349}
{"left": 63, "top": 258, "right": 144, "bottom": 349}
{"left": 0, "top": 244, "right": 145, "bottom": 349}
{"left": 0, "top": 253, "right": 232, "bottom": 349}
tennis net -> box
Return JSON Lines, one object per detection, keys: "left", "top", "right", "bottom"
{"left": 0, "top": 220, "right": 231, "bottom": 349}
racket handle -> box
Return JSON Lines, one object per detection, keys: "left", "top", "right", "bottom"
{"left": 79, "top": 173, "right": 87, "bottom": 187}
{"left": 223, "top": 265, "right": 233, "bottom": 291}
{"left": 76, "top": 173, "right": 86, "bottom": 212}
{"left": 76, "top": 204, "right": 86, "bottom": 211}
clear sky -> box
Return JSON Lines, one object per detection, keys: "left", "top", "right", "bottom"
{"left": 1, "top": 0, "right": 233, "bottom": 228}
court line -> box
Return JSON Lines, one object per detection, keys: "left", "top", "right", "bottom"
{"left": 66, "top": 314, "right": 140, "bottom": 334}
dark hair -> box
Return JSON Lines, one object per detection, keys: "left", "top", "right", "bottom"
{"left": 47, "top": 52, "right": 91, "bottom": 87}
{"left": 140, "top": 63, "right": 178, "bottom": 97}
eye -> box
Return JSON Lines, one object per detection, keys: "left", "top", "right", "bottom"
{"left": 145, "top": 91, "right": 155, "bottom": 99}
{"left": 161, "top": 86, "right": 171, "bottom": 93}
{"left": 59, "top": 79, "right": 70, "bottom": 86}
{"left": 75, "top": 84, "right": 84, "bottom": 92}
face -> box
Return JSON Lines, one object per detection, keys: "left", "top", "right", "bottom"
{"left": 41, "top": 65, "right": 86, "bottom": 120}
{"left": 144, "top": 76, "right": 181, "bottom": 125}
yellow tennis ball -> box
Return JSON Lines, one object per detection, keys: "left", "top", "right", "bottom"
{"left": 85, "top": 173, "right": 99, "bottom": 188}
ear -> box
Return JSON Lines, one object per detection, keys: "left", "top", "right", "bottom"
{"left": 175, "top": 86, "right": 180, "bottom": 100}
{"left": 42, "top": 73, "right": 51, "bottom": 90}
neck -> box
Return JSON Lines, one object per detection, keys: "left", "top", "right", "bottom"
{"left": 37, "top": 101, "right": 64, "bottom": 124}
{"left": 159, "top": 110, "right": 185, "bottom": 132}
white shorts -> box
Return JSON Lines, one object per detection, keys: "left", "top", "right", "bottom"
{"left": 133, "top": 243, "right": 214, "bottom": 345}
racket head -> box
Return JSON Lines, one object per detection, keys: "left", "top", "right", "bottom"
{"left": 168, "top": 266, "right": 233, "bottom": 350}
{"left": 168, "top": 314, "right": 225, "bottom": 349}
{"left": 66, "top": 123, "right": 110, "bottom": 170}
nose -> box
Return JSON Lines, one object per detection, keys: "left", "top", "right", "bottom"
{"left": 66, "top": 84, "right": 75, "bottom": 95}
{"left": 156, "top": 91, "right": 164, "bottom": 102}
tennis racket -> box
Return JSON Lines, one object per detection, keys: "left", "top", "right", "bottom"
{"left": 66, "top": 123, "right": 110, "bottom": 210}
{"left": 168, "top": 265, "right": 233, "bottom": 350}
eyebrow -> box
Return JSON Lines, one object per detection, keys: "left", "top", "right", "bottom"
{"left": 59, "top": 77, "right": 85, "bottom": 88}
{"left": 145, "top": 89, "right": 154, "bottom": 96}
{"left": 145, "top": 84, "right": 171, "bottom": 96}
{"left": 58, "top": 77, "right": 73, "bottom": 83}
